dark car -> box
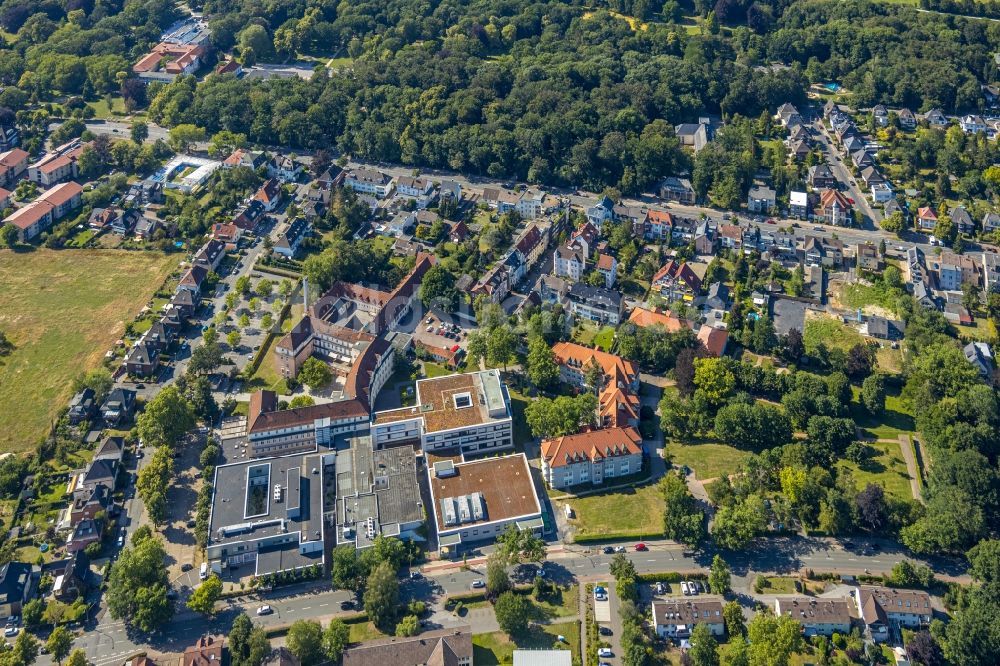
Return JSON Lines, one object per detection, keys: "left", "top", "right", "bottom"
{"left": 186, "top": 519, "right": 196, "bottom": 528}
{"left": 602, "top": 546, "right": 614, "bottom": 554}
{"left": 599, "top": 626, "right": 613, "bottom": 636}
{"left": 340, "top": 600, "right": 354, "bottom": 610}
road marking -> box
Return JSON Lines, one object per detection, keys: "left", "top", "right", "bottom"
{"left": 301, "top": 606, "right": 312, "bottom": 610}
{"left": 646, "top": 559, "right": 656, "bottom": 562}
{"left": 319, "top": 603, "right": 329, "bottom": 607}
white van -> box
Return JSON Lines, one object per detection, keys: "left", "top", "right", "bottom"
{"left": 199, "top": 562, "right": 208, "bottom": 580}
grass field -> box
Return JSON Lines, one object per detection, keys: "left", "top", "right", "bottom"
{"left": 557, "top": 483, "right": 664, "bottom": 542}
{"left": 803, "top": 315, "right": 863, "bottom": 354}
{"left": 850, "top": 389, "right": 915, "bottom": 441}
{"left": 665, "top": 441, "right": 752, "bottom": 480}
{"left": 473, "top": 621, "right": 580, "bottom": 665}
{"left": 87, "top": 96, "right": 127, "bottom": 119}
{"left": 0, "top": 249, "right": 178, "bottom": 452}
{"left": 835, "top": 439, "right": 914, "bottom": 500}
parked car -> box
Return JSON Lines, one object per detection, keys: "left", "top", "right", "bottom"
{"left": 471, "top": 580, "right": 486, "bottom": 589}
{"left": 681, "top": 581, "right": 691, "bottom": 595}
{"left": 340, "top": 600, "right": 354, "bottom": 610}
{"left": 599, "top": 626, "right": 613, "bottom": 636}
{"left": 4, "top": 626, "right": 19, "bottom": 637}
{"left": 256, "top": 605, "right": 273, "bottom": 616}
{"left": 598, "top": 648, "right": 613, "bottom": 658}
{"left": 181, "top": 563, "right": 193, "bottom": 572}
{"left": 602, "top": 546, "right": 614, "bottom": 554}
{"left": 614, "top": 546, "right": 626, "bottom": 553}
{"left": 634, "top": 543, "right": 648, "bottom": 551}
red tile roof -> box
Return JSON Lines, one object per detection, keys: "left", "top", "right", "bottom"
{"left": 696, "top": 326, "right": 729, "bottom": 357}
{"left": 541, "top": 427, "right": 642, "bottom": 468}
{"left": 628, "top": 307, "right": 688, "bottom": 332}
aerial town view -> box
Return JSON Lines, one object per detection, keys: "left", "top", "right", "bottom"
{"left": 1, "top": 1, "right": 1000, "bottom": 666}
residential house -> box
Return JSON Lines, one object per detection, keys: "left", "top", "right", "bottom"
{"left": 984, "top": 212, "right": 1000, "bottom": 234}
{"left": 100, "top": 388, "right": 136, "bottom": 425}
{"left": 917, "top": 206, "right": 938, "bottom": 232}
{"left": 774, "top": 597, "right": 853, "bottom": 637}
{"left": 223, "top": 149, "right": 268, "bottom": 170}
{"left": 851, "top": 149, "right": 874, "bottom": 169}
{"left": 718, "top": 224, "right": 743, "bottom": 251}
{"left": 254, "top": 178, "right": 283, "bottom": 212}
{"left": 855, "top": 586, "right": 932, "bottom": 642}
{"left": 587, "top": 196, "right": 615, "bottom": 229}
{"left": 194, "top": 239, "right": 226, "bottom": 272}
{"left": 696, "top": 326, "right": 729, "bottom": 357}
{"left": 68, "top": 388, "right": 97, "bottom": 425}
{"left": 503, "top": 250, "right": 526, "bottom": 286}
{"left": 627, "top": 307, "right": 688, "bottom": 333}
{"left": 983, "top": 252, "right": 1000, "bottom": 292}
{"left": 540, "top": 427, "right": 643, "bottom": 489}
{"left": 596, "top": 254, "right": 618, "bottom": 288}
{"left": 932, "top": 251, "right": 979, "bottom": 291}
{"left": 964, "top": 341, "right": 994, "bottom": 378}
{"left": 274, "top": 217, "right": 311, "bottom": 259}
{"left": 515, "top": 225, "right": 546, "bottom": 270}
{"left": 871, "top": 182, "right": 894, "bottom": 204}
{"left": 215, "top": 59, "right": 243, "bottom": 77}
{"left": 170, "top": 288, "right": 198, "bottom": 318}
{"left": 446, "top": 220, "right": 469, "bottom": 243}
{"left": 787, "top": 124, "right": 810, "bottom": 145}
{"left": 0, "top": 562, "right": 35, "bottom": 620}
{"left": 659, "top": 177, "right": 695, "bottom": 204}
{"left": 0, "top": 148, "right": 29, "bottom": 188}
{"left": 747, "top": 185, "right": 776, "bottom": 213}
{"left": 652, "top": 599, "right": 725, "bottom": 639}
{"left": 231, "top": 199, "right": 267, "bottom": 232}
{"left": 775, "top": 103, "right": 803, "bottom": 128}
{"left": 652, "top": 260, "right": 702, "bottom": 302}
{"left": 178, "top": 263, "right": 208, "bottom": 296}
{"left": 439, "top": 180, "right": 462, "bottom": 203}
{"left": 539, "top": 275, "right": 570, "bottom": 306}
{"left": 341, "top": 627, "right": 473, "bottom": 666}
{"left": 6, "top": 181, "right": 84, "bottom": 242}
{"left": 515, "top": 189, "right": 545, "bottom": 220}
{"left": 0, "top": 124, "right": 19, "bottom": 151}
{"left": 950, "top": 207, "right": 975, "bottom": 235}
{"left": 345, "top": 168, "right": 392, "bottom": 198}
{"left": 944, "top": 302, "right": 974, "bottom": 326}
{"left": 823, "top": 100, "right": 839, "bottom": 118}
{"left": 144, "top": 319, "right": 175, "bottom": 351}
{"left": 183, "top": 636, "right": 225, "bottom": 666}
{"left": 804, "top": 236, "right": 844, "bottom": 267}
{"left": 551, "top": 342, "right": 640, "bottom": 395}
{"left": 855, "top": 243, "right": 881, "bottom": 271}
{"left": 843, "top": 136, "right": 866, "bottom": 156}
{"left": 671, "top": 217, "right": 699, "bottom": 244}
{"left": 694, "top": 221, "right": 716, "bottom": 255}
{"left": 66, "top": 518, "right": 101, "bottom": 553}
{"left": 704, "top": 282, "right": 729, "bottom": 311}
{"left": 270, "top": 155, "right": 303, "bottom": 182}
{"left": 873, "top": 104, "right": 889, "bottom": 127}
{"left": 860, "top": 166, "right": 884, "bottom": 188}
{"left": 554, "top": 242, "right": 586, "bottom": 282}
{"left": 613, "top": 204, "right": 646, "bottom": 233}
{"left": 924, "top": 109, "right": 949, "bottom": 127}
{"left": 67, "top": 483, "right": 111, "bottom": 532}
{"left": 134, "top": 213, "right": 160, "bottom": 240}
{"left": 51, "top": 551, "right": 90, "bottom": 602}
{"left": 814, "top": 189, "right": 853, "bottom": 226}
{"left": 125, "top": 340, "right": 159, "bottom": 378}
{"left": 28, "top": 140, "right": 86, "bottom": 186}
{"left": 470, "top": 264, "right": 510, "bottom": 304}
{"left": 960, "top": 114, "right": 988, "bottom": 134}
{"left": 211, "top": 222, "right": 242, "bottom": 249}
{"left": 788, "top": 140, "right": 810, "bottom": 161}
{"left": 863, "top": 316, "right": 905, "bottom": 340}
{"left": 644, "top": 209, "right": 674, "bottom": 242}
{"left": 566, "top": 283, "right": 624, "bottom": 325}
{"left": 789, "top": 191, "right": 810, "bottom": 218}
{"left": 395, "top": 176, "right": 433, "bottom": 199}
{"left": 675, "top": 123, "right": 709, "bottom": 152}
{"left": 898, "top": 108, "right": 917, "bottom": 130}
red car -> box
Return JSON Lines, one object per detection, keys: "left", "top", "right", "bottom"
{"left": 634, "top": 543, "right": 648, "bottom": 552}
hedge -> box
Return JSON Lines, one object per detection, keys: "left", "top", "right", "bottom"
{"left": 636, "top": 572, "right": 708, "bottom": 584}
{"left": 573, "top": 530, "right": 665, "bottom": 545}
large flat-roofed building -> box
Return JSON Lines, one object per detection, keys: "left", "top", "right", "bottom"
{"left": 427, "top": 453, "right": 542, "bottom": 555}
{"left": 334, "top": 435, "right": 424, "bottom": 549}
{"left": 246, "top": 390, "right": 370, "bottom": 458}
{"left": 207, "top": 451, "right": 327, "bottom": 576}
{"left": 371, "top": 369, "right": 513, "bottom": 454}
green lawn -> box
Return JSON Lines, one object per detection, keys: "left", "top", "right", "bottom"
{"left": 803, "top": 315, "right": 863, "bottom": 354}
{"left": 87, "top": 96, "right": 127, "bottom": 119}
{"left": 0, "top": 249, "right": 178, "bottom": 452}
{"left": 532, "top": 584, "right": 579, "bottom": 620}
{"left": 840, "top": 282, "right": 903, "bottom": 315}
{"left": 422, "top": 362, "right": 453, "bottom": 378}
{"left": 326, "top": 56, "right": 355, "bottom": 69}
{"left": 572, "top": 322, "right": 615, "bottom": 350}
{"left": 757, "top": 576, "right": 798, "bottom": 594}
{"left": 347, "top": 621, "right": 386, "bottom": 644}
{"left": 508, "top": 389, "right": 533, "bottom": 447}
{"left": 556, "top": 483, "right": 665, "bottom": 542}
{"left": 835, "top": 439, "right": 914, "bottom": 501}
{"left": 473, "top": 621, "right": 580, "bottom": 665}
{"left": 850, "top": 389, "right": 915, "bottom": 441}
{"left": 592, "top": 327, "right": 615, "bottom": 352}
{"left": 665, "top": 441, "right": 752, "bottom": 481}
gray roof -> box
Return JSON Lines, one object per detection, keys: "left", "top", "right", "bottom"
{"left": 567, "top": 282, "right": 622, "bottom": 310}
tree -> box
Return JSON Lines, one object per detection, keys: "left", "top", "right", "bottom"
{"left": 298, "top": 357, "right": 332, "bottom": 388}
{"left": 584, "top": 357, "right": 606, "bottom": 395}
{"left": 709, "top": 555, "right": 731, "bottom": 595}
{"left": 136, "top": 446, "right": 173, "bottom": 524}
{"left": 712, "top": 495, "right": 768, "bottom": 550}
{"left": 46, "top": 626, "right": 74, "bottom": 665}
{"left": 105, "top": 535, "right": 173, "bottom": 632}
{"left": 856, "top": 483, "right": 887, "bottom": 531}
{"left": 229, "top": 614, "right": 271, "bottom": 666}
{"left": 943, "top": 586, "right": 1000, "bottom": 666}
{"left": 21, "top": 598, "right": 44, "bottom": 629}
{"left": 189, "top": 342, "right": 224, "bottom": 374}
{"left": 723, "top": 600, "right": 746, "bottom": 637}
{"left": 968, "top": 539, "right": 1000, "bottom": 585}
{"left": 526, "top": 336, "right": 559, "bottom": 390}
{"left": 187, "top": 575, "right": 222, "bottom": 615}
{"left": 286, "top": 620, "right": 324, "bottom": 666}
{"left": 130, "top": 122, "right": 148, "bottom": 144}
{"left": 239, "top": 313, "right": 251, "bottom": 328}
{"left": 66, "top": 650, "right": 89, "bottom": 666}
{"left": 136, "top": 384, "right": 195, "bottom": 447}
{"left": 660, "top": 473, "right": 706, "bottom": 547}
{"left": 363, "top": 561, "right": 400, "bottom": 633}
{"left": 168, "top": 124, "right": 206, "bottom": 153}
{"left": 236, "top": 275, "right": 252, "bottom": 295}
{"left": 494, "top": 591, "right": 531, "bottom": 636}
{"left": 861, "top": 373, "right": 886, "bottom": 415}
{"left": 845, "top": 343, "right": 875, "bottom": 380}
{"left": 330, "top": 545, "right": 362, "bottom": 591}
{"left": 322, "top": 619, "right": 349, "bottom": 662}
{"left": 486, "top": 555, "right": 510, "bottom": 598}
{"left": 0, "top": 223, "right": 17, "bottom": 247}
{"left": 714, "top": 403, "right": 792, "bottom": 451}
{"left": 289, "top": 395, "right": 315, "bottom": 408}
{"left": 689, "top": 623, "right": 720, "bottom": 666}
{"left": 227, "top": 330, "right": 242, "bottom": 349}
{"left": 6, "top": 632, "right": 39, "bottom": 666}
{"left": 906, "top": 631, "right": 944, "bottom": 666}
{"left": 495, "top": 523, "right": 546, "bottom": 564}
{"left": 779, "top": 329, "right": 805, "bottom": 364}
{"left": 419, "top": 264, "right": 458, "bottom": 310}
{"left": 746, "top": 612, "right": 803, "bottom": 666}
{"left": 881, "top": 211, "right": 905, "bottom": 234}
{"left": 395, "top": 615, "right": 419, "bottom": 637}
{"left": 694, "top": 358, "right": 735, "bottom": 410}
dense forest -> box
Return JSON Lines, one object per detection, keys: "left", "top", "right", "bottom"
{"left": 2, "top": 0, "right": 1000, "bottom": 191}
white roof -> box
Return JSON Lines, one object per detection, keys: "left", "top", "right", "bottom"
{"left": 790, "top": 191, "right": 808, "bottom": 207}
